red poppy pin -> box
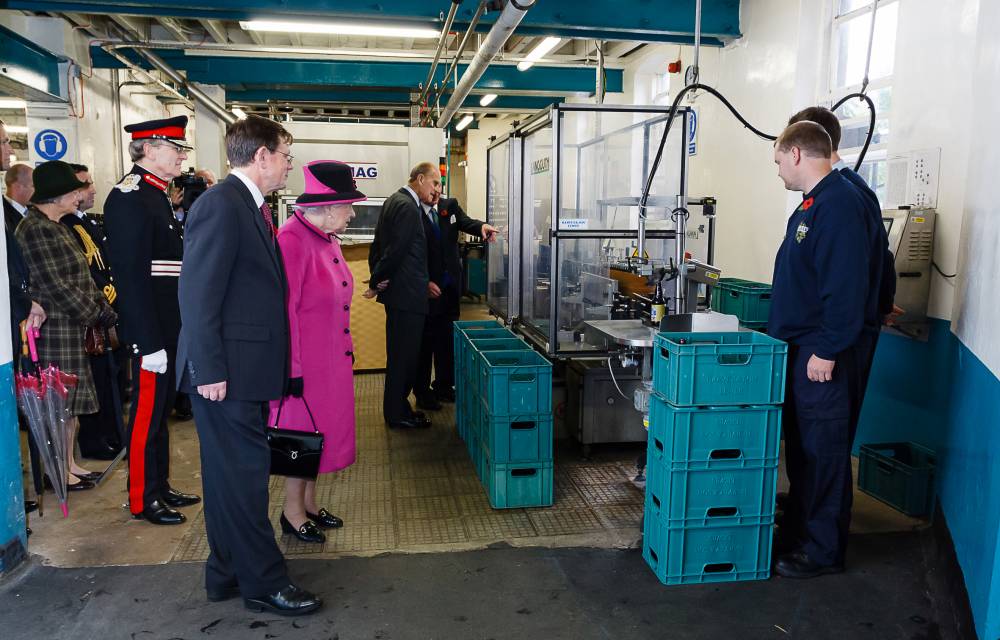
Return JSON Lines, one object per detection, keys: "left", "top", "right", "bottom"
{"left": 802, "top": 197, "right": 815, "bottom": 211}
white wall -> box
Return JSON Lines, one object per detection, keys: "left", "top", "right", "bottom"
{"left": 465, "top": 117, "right": 519, "bottom": 219}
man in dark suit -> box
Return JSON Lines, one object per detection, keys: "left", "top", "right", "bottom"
{"left": 178, "top": 116, "right": 321, "bottom": 616}
{"left": 1, "top": 144, "right": 44, "bottom": 341}
{"left": 413, "top": 195, "right": 498, "bottom": 409}
{"left": 4, "top": 163, "right": 33, "bottom": 232}
{"left": 366, "top": 162, "right": 439, "bottom": 429}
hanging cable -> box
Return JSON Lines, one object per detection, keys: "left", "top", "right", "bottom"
{"left": 932, "top": 261, "right": 957, "bottom": 279}
{"left": 607, "top": 358, "right": 630, "bottom": 400}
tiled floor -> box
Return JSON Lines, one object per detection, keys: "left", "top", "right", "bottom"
{"left": 171, "top": 371, "right": 646, "bottom": 562}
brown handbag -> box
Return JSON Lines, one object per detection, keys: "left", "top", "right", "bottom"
{"left": 84, "top": 326, "right": 120, "bottom": 356}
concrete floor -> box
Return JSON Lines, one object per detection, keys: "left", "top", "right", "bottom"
{"left": 8, "top": 301, "right": 957, "bottom": 639}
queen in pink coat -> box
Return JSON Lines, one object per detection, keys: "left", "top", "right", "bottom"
{"left": 269, "top": 160, "right": 366, "bottom": 545}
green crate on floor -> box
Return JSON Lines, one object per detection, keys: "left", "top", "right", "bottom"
{"left": 858, "top": 442, "right": 936, "bottom": 517}
{"left": 479, "top": 350, "right": 553, "bottom": 416}
{"left": 480, "top": 408, "right": 553, "bottom": 464}
{"left": 648, "top": 395, "right": 782, "bottom": 469}
{"left": 454, "top": 321, "right": 502, "bottom": 379}
{"left": 467, "top": 337, "right": 533, "bottom": 395}
{"left": 458, "top": 328, "right": 516, "bottom": 382}
{"left": 652, "top": 332, "right": 787, "bottom": 407}
{"left": 642, "top": 500, "right": 772, "bottom": 585}
{"left": 710, "top": 278, "right": 773, "bottom": 324}
{"left": 482, "top": 457, "right": 554, "bottom": 509}
{"left": 645, "top": 453, "right": 778, "bottom": 527}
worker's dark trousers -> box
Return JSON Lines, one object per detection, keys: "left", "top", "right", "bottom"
{"left": 782, "top": 336, "right": 875, "bottom": 566}
{"left": 415, "top": 286, "right": 460, "bottom": 398}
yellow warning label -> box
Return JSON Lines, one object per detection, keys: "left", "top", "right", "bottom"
{"left": 630, "top": 247, "right": 650, "bottom": 259}
{"left": 707, "top": 272, "right": 719, "bottom": 280}
{"left": 913, "top": 217, "right": 925, "bottom": 223}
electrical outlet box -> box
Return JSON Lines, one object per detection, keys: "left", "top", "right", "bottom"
{"left": 908, "top": 148, "right": 940, "bottom": 208}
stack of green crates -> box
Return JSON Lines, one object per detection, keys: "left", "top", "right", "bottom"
{"left": 710, "top": 277, "right": 773, "bottom": 331}
{"left": 452, "top": 321, "right": 554, "bottom": 509}
{"left": 643, "top": 331, "right": 788, "bottom": 585}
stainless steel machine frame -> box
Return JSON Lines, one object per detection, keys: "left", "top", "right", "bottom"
{"left": 495, "top": 103, "right": 693, "bottom": 357}
{"left": 485, "top": 129, "right": 521, "bottom": 323}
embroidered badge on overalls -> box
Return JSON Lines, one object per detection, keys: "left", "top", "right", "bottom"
{"left": 795, "top": 223, "right": 809, "bottom": 243}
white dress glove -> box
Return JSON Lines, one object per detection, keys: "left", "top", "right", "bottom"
{"left": 140, "top": 349, "right": 168, "bottom": 374}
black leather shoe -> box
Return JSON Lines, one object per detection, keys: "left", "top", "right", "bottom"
{"left": 162, "top": 488, "right": 202, "bottom": 508}
{"left": 67, "top": 478, "right": 96, "bottom": 491}
{"left": 306, "top": 508, "right": 343, "bottom": 529}
{"left": 416, "top": 395, "right": 442, "bottom": 411}
{"left": 774, "top": 550, "right": 844, "bottom": 579}
{"left": 387, "top": 416, "right": 431, "bottom": 429}
{"left": 133, "top": 500, "right": 186, "bottom": 525}
{"left": 435, "top": 388, "right": 456, "bottom": 403}
{"left": 24, "top": 500, "right": 38, "bottom": 514}
{"left": 280, "top": 513, "right": 326, "bottom": 543}
{"left": 244, "top": 584, "right": 322, "bottom": 617}
{"left": 72, "top": 471, "right": 102, "bottom": 482}
{"left": 206, "top": 584, "right": 241, "bottom": 602}
{"left": 81, "top": 443, "right": 120, "bottom": 460}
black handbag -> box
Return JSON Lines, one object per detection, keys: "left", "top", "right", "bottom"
{"left": 267, "top": 395, "right": 324, "bottom": 479}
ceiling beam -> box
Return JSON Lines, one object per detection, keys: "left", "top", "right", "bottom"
{"left": 108, "top": 14, "right": 146, "bottom": 39}
{"left": 6, "top": 0, "right": 742, "bottom": 44}
{"left": 156, "top": 16, "right": 188, "bottom": 43}
{"left": 199, "top": 19, "right": 228, "bottom": 44}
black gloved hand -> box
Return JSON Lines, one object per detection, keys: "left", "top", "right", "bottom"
{"left": 286, "top": 377, "right": 304, "bottom": 398}
{"left": 97, "top": 304, "right": 118, "bottom": 329}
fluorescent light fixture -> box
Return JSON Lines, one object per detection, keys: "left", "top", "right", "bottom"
{"left": 0, "top": 98, "right": 27, "bottom": 110}
{"left": 4, "top": 125, "right": 28, "bottom": 134}
{"left": 455, "top": 114, "right": 474, "bottom": 131}
{"left": 232, "top": 107, "right": 248, "bottom": 120}
{"left": 517, "top": 37, "right": 562, "bottom": 71}
{"left": 479, "top": 93, "right": 498, "bottom": 107}
{"left": 240, "top": 20, "right": 439, "bottom": 39}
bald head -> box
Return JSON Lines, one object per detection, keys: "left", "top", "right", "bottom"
{"left": 5, "top": 163, "right": 34, "bottom": 206}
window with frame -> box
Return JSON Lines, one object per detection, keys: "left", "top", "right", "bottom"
{"left": 824, "top": 0, "right": 899, "bottom": 203}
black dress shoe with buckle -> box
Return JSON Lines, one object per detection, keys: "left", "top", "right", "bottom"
{"left": 72, "top": 471, "right": 103, "bottom": 482}
{"left": 280, "top": 513, "right": 326, "bottom": 543}
{"left": 774, "top": 550, "right": 844, "bottom": 579}
{"left": 244, "top": 584, "right": 322, "bottom": 617}
{"left": 306, "top": 508, "right": 344, "bottom": 529}
{"left": 206, "top": 584, "right": 241, "bottom": 602}
{"left": 133, "top": 500, "right": 186, "bottom": 525}
{"left": 162, "top": 488, "right": 202, "bottom": 508}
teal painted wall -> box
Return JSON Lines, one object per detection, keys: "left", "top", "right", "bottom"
{"left": 0, "top": 361, "right": 26, "bottom": 572}
{"left": 857, "top": 319, "right": 1000, "bottom": 639}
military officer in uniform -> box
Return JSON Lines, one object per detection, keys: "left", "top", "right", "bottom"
{"left": 104, "top": 116, "right": 200, "bottom": 525}
{"left": 64, "top": 163, "right": 124, "bottom": 460}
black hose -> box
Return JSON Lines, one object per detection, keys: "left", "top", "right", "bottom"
{"left": 639, "top": 84, "right": 878, "bottom": 215}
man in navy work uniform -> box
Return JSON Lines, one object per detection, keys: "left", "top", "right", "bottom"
{"left": 104, "top": 116, "right": 201, "bottom": 526}
{"left": 768, "top": 121, "right": 885, "bottom": 578}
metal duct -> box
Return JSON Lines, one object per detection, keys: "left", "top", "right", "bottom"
{"left": 417, "top": 0, "right": 462, "bottom": 108}
{"left": 435, "top": 0, "right": 535, "bottom": 128}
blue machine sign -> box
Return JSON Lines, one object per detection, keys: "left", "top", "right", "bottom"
{"left": 34, "top": 129, "right": 68, "bottom": 161}
{"left": 688, "top": 109, "right": 698, "bottom": 156}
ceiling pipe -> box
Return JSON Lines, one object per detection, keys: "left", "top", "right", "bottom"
{"left": 416, "top": 0, "right": 461, "bottom": 108}
{"left": 436, "top": 0, "right": 535, "bottom": 129}
{"left": 423, "top": 0, "right": 488, "bottom": 126}
{"left": 101, "top": 46, "right": 192, "bottom": 107}
{"left": 108, "top": 23, "right": 238, "bottom": 125}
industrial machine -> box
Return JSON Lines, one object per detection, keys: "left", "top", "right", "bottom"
{"left": 882, "top": 206, "right": 937, "bottom": 341}
{"left": 485, "top": 103, "right": 732, "bottom": 451}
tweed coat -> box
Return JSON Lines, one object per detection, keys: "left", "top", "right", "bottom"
{"left": 15, "top": 208, "right": 107, "bottom": 415}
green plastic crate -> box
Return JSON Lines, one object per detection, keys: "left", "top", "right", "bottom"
{"left": 642, "top": 499, "right": 772, "bottom": 585}
{"left": 480, "top": 408, "right": 554, "bottom": 464}
{"left": 467, "top": 337, "right": 533, "bottom": 397}
{"left": 648, "top": 395, "right": 782, "bottom": 468}
{"left": 482, "top": 456, "right": 554, "bottom": 509}
{"left": 652, "top": 332, "right": 787, "bottom": 407}
{"left": 458, "top": 328, "right": 516, "bottom": 382}
{"left": 479, "top": 350, "right": 553, "bottom": 416}
{"left": 858, "top": 442, "right": 936, "bottom": 517}
{"left": 710, "top": 278, "right": 773, "bottom": 324}
{"left": 645, "top": 454, "right": 778, "bottom": 527}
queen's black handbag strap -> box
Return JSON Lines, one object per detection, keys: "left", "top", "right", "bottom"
{"left": 271, "top": 393, "right": 320, "bottom": 434}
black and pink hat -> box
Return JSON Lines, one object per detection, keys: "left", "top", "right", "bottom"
{"left": 296, "top": 160, "right": 367, "bottom": 207}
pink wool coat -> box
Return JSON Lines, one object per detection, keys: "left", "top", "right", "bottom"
{"left": 269, "top": 210, "right": 356, "bottom": 473}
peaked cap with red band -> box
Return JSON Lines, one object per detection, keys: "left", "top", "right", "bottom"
{"left": 124, "top": 115, "right": 193, "bottom": 150}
